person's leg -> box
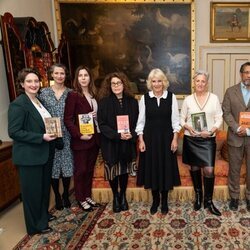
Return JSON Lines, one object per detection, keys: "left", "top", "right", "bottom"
{"left": 51, "top": 178, "right": 63, "bottom": 210}
{"left": 73, "top": 150, "right": 93, "bottom": 212}
{"left": 18, "top": 165, "right": 50, "bottom": 235}
{"left": 190, "top": 166, "right": 203, "bottom": 211}
{"left": 203, "top": 166, "right": 221, "bottom": 216}
{"left": 62, "top": 177, "right": 71, "bottom": 208}
{"left": 150, "top": 189, "right": 160, "bottom": 215}
{"left": 109, "top": 176, "right": 120, "bottom": 212}
{"left": 161, "top": 190, "right": 169, "bottom": 214}
{"left": 119, "top": 173, "right": 129, "bottom": 211}
{"left": 228, "top": 145, "right": 244, "bottom": 211}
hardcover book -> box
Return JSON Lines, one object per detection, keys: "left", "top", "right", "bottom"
{"left": 44, "top": 117, "right": 62, "bottom": 137}
{"left": 78, "top": 113, "right": 94, "bottom": 135}
{"left": 116, "top": 115, "right": 130, "bottom": 133}
{"left": 239, "top": 112, "right": 250, "bottom": 128}
{"left": 191, "top": 112, "right": 208, "bottom": 132}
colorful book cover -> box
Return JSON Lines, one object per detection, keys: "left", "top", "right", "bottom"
{"left": 191, "top": 112, "right": 208, "bottom": 132}
{"left": 239, "top": 112, "right": 250, "bottom": 128}
{"left": 116, "top": 115, "right": 130, "bottom": 133}
{"left": 44, "top": 117, "right": 62, "bottom": 137}
{"left": 78, "top": 113, "right": 94, "bottom": 135}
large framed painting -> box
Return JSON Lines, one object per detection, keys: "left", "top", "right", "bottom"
{"left": 210, "top": 2, "right": 250, "bottom": 43}
{"left": 54, "top": 0, "right": 195, "bottom": 97}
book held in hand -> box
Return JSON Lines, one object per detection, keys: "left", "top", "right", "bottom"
{"left": 191, "top": 112, "right": 208, "bottom": 132}
{"left": 44, "top": 117, "right": 62, "bottom": 137}
{"left": 239, "top": 112, "right": 250, "bottom": 128}
{"left": 116, "top": 115, "right": 130, "bottom": 133}
{"left": 78, "top": 113, "right": 94, "bottom": 135}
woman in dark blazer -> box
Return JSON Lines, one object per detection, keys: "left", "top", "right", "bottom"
{"left": 64, "top": 65, "right": 100, "bottom": 212}
{"left": 8, "top": 68, "right": 57, "bottom": 235}
{"left": 97, "top": 72, "right": 139, "bottom": 213}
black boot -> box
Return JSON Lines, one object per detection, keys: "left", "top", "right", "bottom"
{"left": 190, "top": 170, "right": 203, "bottom": 211}
{"left": 161, "top": 191, "right": 169, "bottom": 215}
{"left": 204, "top": 176, "right": 221, "bottom": 216}
{"left": 150, "top": 190, "right": 160, "bottom": 215}
{"left": 119, "top": 174, "right": 129, "bottom": 211}
{"left": 62, "top": 177, "right": 71, "bottom": 208}
{"left": 51, "top": 178, "right": 63, "bottom": 210}
{"left": 109, "top": 177, "right": 121, "bottom": 213}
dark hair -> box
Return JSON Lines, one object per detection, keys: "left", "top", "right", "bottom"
{"left": 16, "top": 68, "right": 41, "bottom": 94}
{"left": 73, "top": 65, "right": 96, "bottom": 97}
{"left": 49, "top": 63, "right": 70, "bottom": 84}
{"left": 240, "top": 62, "right": 250, "bottom": 73}
{"left": 98, "top": 72, "right": 134, "bottom": 100}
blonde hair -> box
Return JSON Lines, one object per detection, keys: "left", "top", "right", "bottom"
{"left": 146, "top": 68, "right": 169, "bottom": 91}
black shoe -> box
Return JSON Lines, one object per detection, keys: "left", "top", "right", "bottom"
{"left": 120, "top": 193, "right": 129, "bottom": 211}
{"left": 229, "top": 198, "right": 239, "bottom": 211}
{"left": 48, "top": 213, "right": 56, "bottom": 222}
{"left": 55, "top": 196, "right": 63, "bottom": 210}
{"left": 40, "top": 227, "right": 53, "bottom": 234}
{"left": 205, "top": 201, "right": 221, "bottom": 216}
{"left": 113, "top": 194, "right": 121, "bottom": 213}
{"left": 86, "top": 197, "right": 101, "bottom": 208}
{"left": 194, "top": 190, "right": 202, "bottom": 211}
{"left": 78, "top": 201, "right": 93, "bottom": 212}
{"left": 62, "top": 193, "right": 71, "bottom": 208}
{"left": 246, "top": 200, "right": 250, "bottom": 212}
{"left": 161, "top": 205, "right": 169, "bottom": 215}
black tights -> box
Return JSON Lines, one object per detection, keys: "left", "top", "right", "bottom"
{"left": 191, "top": 166, "right": 214, "bottom": 178}
{"left": 109, "top": 173, "right": 128, "bottom": 195}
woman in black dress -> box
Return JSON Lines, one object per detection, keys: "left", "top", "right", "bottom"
{"left": 98, "top": 72, "right": 138, "bottom": 213}
{"left": 136, "top": 68, "right": 181, "bottom": 215}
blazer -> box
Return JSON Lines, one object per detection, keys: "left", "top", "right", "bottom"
{"left": 222, "top": 83, "right": 250, "bottom": 147}
{"left": 8, "top": 93, "right": 50, "bottom": 166}
{"left": 64, "top": 91, "right": 99, "bottom": 150}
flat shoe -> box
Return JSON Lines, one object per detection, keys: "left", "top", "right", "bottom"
{"left": 86, "top": 197, "right": 101, "bottom": 207}
{"left": 40, "top": 227, "right": 53, "bottom": 234}
{"left": 48, "top": 213, "right": 56, "bottom": 222}
{"left": 78, "top": 201, "right": 93, "bottom": 212}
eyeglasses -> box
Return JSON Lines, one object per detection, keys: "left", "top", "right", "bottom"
{"left": 111, "top": 81, "right": 123, "bottom": 87}
{"left": 242, "top": 71, "right": 250, "bottom": 74}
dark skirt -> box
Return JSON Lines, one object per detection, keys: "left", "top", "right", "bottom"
{"left": 182, "top": 135, "right": 216, "bottom": 167}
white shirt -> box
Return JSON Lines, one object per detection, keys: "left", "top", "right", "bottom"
{"left": 135, "top": 90, "right": 181, "bottom": 135}
{"left": 180, "top": 92, "right": 223, "bottom": 136}
{"left": 32, "top": 100, "right": 51, "bottom": 121}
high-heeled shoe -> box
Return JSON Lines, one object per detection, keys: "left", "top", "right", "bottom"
{"left": 78, "top": 201, "right": 93, "bottom": 212}
{"left": 86, "top": 197, "right": 101, "bottom": 207}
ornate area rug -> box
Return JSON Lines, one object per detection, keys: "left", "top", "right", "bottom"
{"left": 84, "top": 201, "right": 250, "bottom": 250}
{"left": 13, "top": 202, "right": 107, "bottom": 249}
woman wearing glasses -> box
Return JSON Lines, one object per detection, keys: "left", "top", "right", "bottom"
{"left": 97, "top": 72, "right": 139, "bottom": 213}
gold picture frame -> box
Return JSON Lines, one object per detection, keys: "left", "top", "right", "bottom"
{"left": 54, "top": 0, "right": 195, "bottom": 98}
{"left": 210, "top": 2, "right": 250, "bottom": 43}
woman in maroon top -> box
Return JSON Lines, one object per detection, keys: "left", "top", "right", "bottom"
{"left": 64, "top": 65, "right": 100, "bottom": 212}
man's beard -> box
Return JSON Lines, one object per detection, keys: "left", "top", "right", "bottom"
{"left": 243, "top": 79, "right": 250, "bottom": 86}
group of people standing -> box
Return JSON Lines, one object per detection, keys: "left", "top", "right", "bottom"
{"left": 8, "top": 62, "right": 250, "bottom": 235}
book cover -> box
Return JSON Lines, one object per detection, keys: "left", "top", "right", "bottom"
{"left": 191, "top": 112, "right": 208, "bottom": 132}
{"left": 44, "top": 117, "right": 62, "bottom": 137}
{"left": 239, "top": 112, "right": 250, "bottom": 128}
{"left": 116, "top": 115, "right": 130, "bottom": 133}
{"left": 78, "top": 113, "right": 94, "bottom": 135}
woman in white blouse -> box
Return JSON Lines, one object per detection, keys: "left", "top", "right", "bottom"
{"left": 180, "top": 70, "right": 223, "bottom": 216}
{"left": 136, "top": 68, "right": 181, "bottom": 215}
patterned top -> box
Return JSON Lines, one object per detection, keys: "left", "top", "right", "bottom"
{"left": 39, "top": 87, "right": 73, "bottom": 178}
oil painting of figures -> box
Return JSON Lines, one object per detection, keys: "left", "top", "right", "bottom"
{"left": 58, "top": 2, "right": 192, "bottom": 95}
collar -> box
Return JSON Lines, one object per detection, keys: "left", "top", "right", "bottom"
{"left": 149, "top": 90, "right": 168, "bottom": 99}
{"left": 241, "top": 82, "right": 250, "bottom": 90}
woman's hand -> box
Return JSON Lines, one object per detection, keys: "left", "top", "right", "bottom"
{"left": 43, "top": 134, "right": 56, "bottom": 142}
{"left": 138, "top": 134, "right": 146, "bottom": 152}
{"left": 200, "top": 130, "right": 212, "bottom": 138}
{"left": 171, "top": 138, "right": 178, "bottom": 153}
{"left": 120, "top": 132, "right": 132, "bottom": 140}
{"left": 80, "top": 134, "right": 93, "bottom": 140}
{"left": 90, "top": 111, "right": 97, "bottom": 118}
{"left": 184, "top": 124, "right": 199, "bottom": 137}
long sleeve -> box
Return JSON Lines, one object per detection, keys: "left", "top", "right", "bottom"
{"left": 64, "top": 92, "right": 82, "bottom": 139}
{"left": 135, "top": 95, "right": 146, "bottom": 135}
{"left": 172, "top": 93, "right": 181, "bottom": 133}
{"left": 97, "top": 99, "right": 120, "bottom": 141}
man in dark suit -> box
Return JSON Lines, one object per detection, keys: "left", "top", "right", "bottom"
{"left": 222, "top": 62, "right": 250, "bottom": 212}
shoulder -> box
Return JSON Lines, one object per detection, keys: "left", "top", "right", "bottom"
{"left": 67, "top": 91, "right": 79, "bottom": 98}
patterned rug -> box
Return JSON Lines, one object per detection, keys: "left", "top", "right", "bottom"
{"left": 84, "top": 201, "right": 250, "bottom": 250}
{"left": 13, "top": 200, "right": 250, "bottom": 249}
{"left": 13, "top": 202, "right": 107, "bottom": 249}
